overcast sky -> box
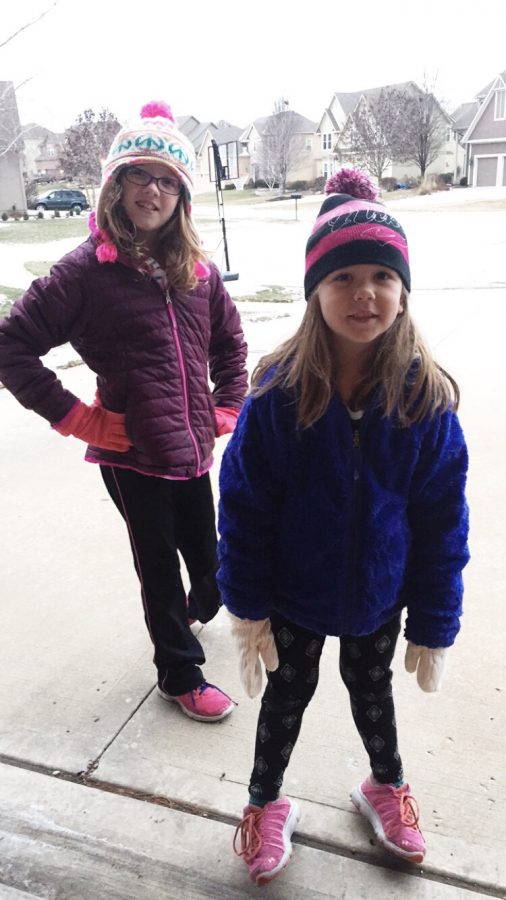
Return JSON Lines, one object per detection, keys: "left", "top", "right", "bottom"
{"left": 2, "top": 0, "right": 506, "bottom": 133}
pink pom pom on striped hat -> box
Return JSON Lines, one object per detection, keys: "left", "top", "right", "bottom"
{"left": 304, "top": 168, "right": 410, "bottom": 299}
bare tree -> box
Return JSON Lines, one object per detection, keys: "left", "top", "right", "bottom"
{"left": 336, "top": 81, "right": 448, "bottom": 183}
{"left": 0, "top": 2, "right": 57, "bottom": 50}
{"left": 0, "top": 82, "right": 23, "bottom": 158}
{"left": 337, "top": 88, "right": 412, "bottom": 183}
{"left": 60, "top": 108, "right": 120, "bottom": 202}
{"left": 258, "top": 131, "right": 279, "bottom": 190}
{"left": 0, "top": 4, "right": 58, "bottom": 156}
{"left": 259, "top": 99, "right": 306, "bottom": 193}
{"left": 338, "top": 95, "right": 388, "bottom": 183}
{"left": 397, "top": 86, "right": 447, "bottom": 179}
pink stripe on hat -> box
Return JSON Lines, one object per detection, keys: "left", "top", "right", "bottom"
{"left": 309, "top": 198, "right": 386, "bottom": 235}
{"left": 306, "top": 222, "right": 409, "bottom": 273}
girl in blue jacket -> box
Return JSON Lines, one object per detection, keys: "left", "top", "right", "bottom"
{"left": 217, "top": 168, "right": 469, "bottom": 884}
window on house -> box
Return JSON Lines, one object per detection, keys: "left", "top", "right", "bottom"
{"left": 322, "top": 133, "right": 332, "bottom": 150}
{"left": 323, "top": 162, "right": 329, "bottom": 178}
{"left": 305, "top": 137, "right": 312, "bottom": 150}
{"left": 494, "top": 89, "right": 506, "bottom": 120}
{"left": 47, "top": 147, "right": 55, "bottom": 157}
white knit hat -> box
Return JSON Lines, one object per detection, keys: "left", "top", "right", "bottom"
{"left": 101, "top": 100, "right": 195, "bottom": 197}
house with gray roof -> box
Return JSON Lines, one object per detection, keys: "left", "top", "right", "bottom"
{"left": 176, "top": 116, "right": 244, "bottom": 191}
{"left": 239, "top": 110, "right": 318, "bottom": 186}
{"left": 22, "top": 125, "right": 65, "bottom": 181}
{"left": 317, "top": 82, "right": 463, "bottom": 184}
{"left": 461, "top": 71, "right": 506, "bottom": 186}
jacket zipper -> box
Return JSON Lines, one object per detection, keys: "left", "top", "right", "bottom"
{"left": 165, "top": 290, "right": 202, "bottom": 473}
{"left": 348, "top": 420, "right": 363, "bottom": 621}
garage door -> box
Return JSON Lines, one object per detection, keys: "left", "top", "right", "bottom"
{"left": 476, "top": 156, "right": 498, "bottom": 186}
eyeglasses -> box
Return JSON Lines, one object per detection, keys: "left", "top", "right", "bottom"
{"left": 123, "top": 166, "right": 181, "bottom": 196}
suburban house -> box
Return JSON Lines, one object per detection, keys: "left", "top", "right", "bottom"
{"left": 0, "top": 81, "right": 27, "bottom": 214}
{"left": 316, "top": 82, "right": 464, "bottom": 185}
{"left": 461, "top": 71, "right": 506, "bottom": 186}
{"left": 176, "top": 116, "right": 245, "bottom": 191}
{"left": 6, "top": 72, "right": 504, "bottom": 206}
{"left": 238, "top": 117, "right": 268, "bottom": 184}
{"left": 22, "top": 125, "right": 65, "bottom": 181}
{"left": 239, "top": 111, "right": 318, "bottom": 187}
{"left": 451, "top": 99, "right": 480, "bottom": 168}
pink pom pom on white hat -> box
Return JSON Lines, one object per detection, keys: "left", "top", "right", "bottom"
{"left": 140, "top": 101, "right": 175, "bottom": 122}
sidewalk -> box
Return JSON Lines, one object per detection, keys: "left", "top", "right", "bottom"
{"left": 1, "top": 197, "right": 505, "bottom": 897}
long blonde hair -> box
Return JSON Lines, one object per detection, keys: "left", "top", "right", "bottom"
{"left": 96, "top": 172, "right": 207, "bottom": 292}
{"left": 252, "top": 291, "right": 459, "bottom": 428}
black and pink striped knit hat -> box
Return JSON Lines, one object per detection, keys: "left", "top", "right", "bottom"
{"left": 304, "top": 169, "right": 410, "bottom": 299}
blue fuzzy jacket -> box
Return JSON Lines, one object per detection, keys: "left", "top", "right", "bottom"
{"left": 217, "top": 384, "right": 469, "bottom": 648}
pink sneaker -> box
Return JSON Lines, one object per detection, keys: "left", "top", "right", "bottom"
{"left": 233, "top": 797, "right": 300, "bottom": 885}
{"left": 350, "top": 776, "right": 426, "bottom": 863}
{"left": 158, "top": 682, "right": 234, "bottom": 722}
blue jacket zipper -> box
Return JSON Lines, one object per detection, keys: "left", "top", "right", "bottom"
{"left": 348, "top": 420, "right": 363, "bottom": 622}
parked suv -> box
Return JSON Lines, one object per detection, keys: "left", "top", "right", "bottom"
{"left": 30, "top": 189, "right": 89, "bottom": 213}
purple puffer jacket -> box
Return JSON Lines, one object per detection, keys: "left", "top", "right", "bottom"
{"left": 0, "top": 237, "right": 248, "bottom": 478}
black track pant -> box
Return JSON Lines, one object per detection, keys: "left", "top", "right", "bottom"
{"left": 249, "top": 611, "right": 403, "bottom": 804}
{"left": 100, "top": 466, "right": 221, "bottom": 695}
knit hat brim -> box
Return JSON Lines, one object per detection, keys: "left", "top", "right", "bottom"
{"left": 95, "top": 173, "right": 188, "bottom": 238}
{"left": 304, "top": 169, "right": 411, "bottom": 299}
{"left": 305, "top": 231, "right": 410, "bottom": 298}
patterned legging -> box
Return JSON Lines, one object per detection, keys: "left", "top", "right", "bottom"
{"left": 249, "top": 611, "right": 403, "bottom": 805}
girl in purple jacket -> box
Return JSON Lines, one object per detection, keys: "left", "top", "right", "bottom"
{"left": 217, "top": 170, "right": 469, "bottom": 883}
{"left": 0, "top": 101, "right": 248, "bottom": 722}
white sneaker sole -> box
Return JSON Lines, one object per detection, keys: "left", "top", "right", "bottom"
{"left": 157, "top": 686, "right": 234, "bottom": 722}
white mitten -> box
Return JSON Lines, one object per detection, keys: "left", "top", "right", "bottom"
{"left": 228, "top": 613, "right": 279, "bottom": 698}
{"left": 405, "top": 641, "right": 448, "bottom": 692}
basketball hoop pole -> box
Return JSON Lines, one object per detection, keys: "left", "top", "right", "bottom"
{"left": 211, "top": 139, "right": 238, "bottom": 282}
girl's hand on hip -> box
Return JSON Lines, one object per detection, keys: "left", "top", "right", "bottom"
{"left": 52, "top": 400, "right": 132, "bottom": 452}
{"left": 405, "top": 642, "right": 448, "bottom": 692}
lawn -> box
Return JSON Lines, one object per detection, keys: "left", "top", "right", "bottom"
{"left": 0, "top": 264, "right": 54, "bottom": 316}
{"left": 1, "top": 188, "right": 504, "bottom": 255}
{"left": 0, "top": 286, "right": 22, "bottom": 317}
{"left": 0, "top": 217, "right": 89, "bottom": 244}
{"left": 193, "top": 189, "right": 302, "bottom": 207}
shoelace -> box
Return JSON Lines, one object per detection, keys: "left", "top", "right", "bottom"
{"left": 233, "top": 808, "right": 263, "bottom": 861}
{"left": 190, "top": 683, "right": 209, "bottom": 701}
{"left": 398, "top": 790, "right": 420, "bottom": 829}
{"left": 188, "top": 684, "right": 208, "bottom": 708}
